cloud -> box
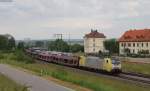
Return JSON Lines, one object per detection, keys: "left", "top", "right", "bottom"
{"left": 0, "top": 0, "right": 150, "bottom": 39}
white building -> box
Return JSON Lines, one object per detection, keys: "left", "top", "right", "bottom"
{"left": 84, "top": 30, "right": 106, "bottom": 54}
{"left": 119, "top": 29, "right": 150, "bottom": 55}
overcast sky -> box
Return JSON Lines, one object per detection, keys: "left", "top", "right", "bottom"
{"left": 0, "top": 0, "right": 150, "bottom": 40}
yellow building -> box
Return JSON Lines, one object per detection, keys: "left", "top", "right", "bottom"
{"left": 84, "top": 30, "right": 106, "bottom": 54}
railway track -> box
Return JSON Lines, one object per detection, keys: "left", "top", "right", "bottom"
{"left": 118, "top": 73, "right": 150, "bottom": 85}
{"left": 34, "top": 59, "right": 150, "bottom": 86}
{"left": 77, "top": 67, "right": 150, "bottom": 85}
{"left": 122, "top": 72, "right": 150, "bottom": 78}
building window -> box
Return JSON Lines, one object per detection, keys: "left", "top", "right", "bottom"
{"left": 146, "top": 43, "right": 148, "bottom": 47}
{"left": 93, "top": 43, "right": 95, "bottom": 47}
{"left": 93, "top": 48, "right": 95, "bottom": 52}
{"left": 124, "top": 43, "right": 126, "bottom": 47}
{"left": 137, "top": 43, "right": 139, "bottom": 47}
{"left": 128, "top": 43, "right": 131, "bottom": 47}
{"left": 141, "top": 43, "right": 143, "bottom": 47}
{"left": 93, "top": 38, "right": 95, "bottom": 42}
{"left": 133, "top": 43, "right": 135, "bottom": 47}
{"left": 133, "top": 49, "right": 135, "bottom": 53}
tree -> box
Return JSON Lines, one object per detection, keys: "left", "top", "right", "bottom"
{"left": 48, "top": 39, "right": 69, "bottom": 52}
{"left": 104, "top": 39, "right": 119, "bottom": 54}
{"left": 7, "top": 36, "right": 16, "bottom": 50}
{"left": 0, "top": 34, "right": 16, "bottom": 51}
{"left": 70, "top": 44, "right": 84, "bottom": 53}
{"left": 48, "top": 39, "right": 84, "bottom": 53}
{"left": 0, "top": 35, "right": 8, "bottom": 50}
{"left": 35, "top": 41, "right": 44, "bottom": 47}
{"left": 17, "top": 42, "right": 25, "bottom": 50}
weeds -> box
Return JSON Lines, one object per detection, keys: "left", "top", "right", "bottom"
{"left": 122, "top": 62, "right": 150, "bottom": 75}
{"left": 10, "top": 50, "right": 34, "bottom": 64}
{"left": 0, "top": 54, "right": 4, "bottom": 59}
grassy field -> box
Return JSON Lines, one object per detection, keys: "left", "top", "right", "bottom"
{"left": 122, "top": 62, "right": 150, "bottom": 75}
{"left": 0, "top": 73, "right": 28, "bottom": 91}
{"left": 0, "top": 51, "right": 150, "bottom": 91}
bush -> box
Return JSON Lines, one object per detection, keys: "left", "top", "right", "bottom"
{"left": 70, "top": 44, "right": 84, "bottom": 53}
{"left": 51, "top": 68, "right": 68, "bottom": 80}
{"left": 13, "top": 50, "right": 34, "bottom": 64}
{"left": 0, "top": 54, "right": 4, "bottom": 59}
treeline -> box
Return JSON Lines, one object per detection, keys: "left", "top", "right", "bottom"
{"left": 16, "top": 39, "right": 84, "bottom": 53}
{"left": 0, "top": 34, "right": 26, "bottom": 51}
{"left": 48, "top": 39, "right": 84, "bottom": 53}
{"left": 0, "top": 34, "right": 34, "bottom": 64}
{"left": 0, "top": 34, "right": 84, "bottom": 53}
{"left": 31, "top": 39, "right": 84, "bottom": 53}
{"left": 0, "top": 34, "right": 119, "bottom": 55}
{"left": 27, "top": 39, "right": 118, "bottom": 54}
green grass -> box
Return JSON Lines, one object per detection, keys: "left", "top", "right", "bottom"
{"left": 0, "top": 73, "right": 28, "bottom": 91}
{"left": 74, "top": 52, "right": 85, "bottom": 56}
{"left": 0, "top": 52, "right": 150, "bottom": 91}
{"left": 122, "top": 62, "right": 150, "bottom": 75}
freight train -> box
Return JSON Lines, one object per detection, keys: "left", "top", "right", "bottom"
{"left": 25, "top": 47, "right": 121, "bottom": 74}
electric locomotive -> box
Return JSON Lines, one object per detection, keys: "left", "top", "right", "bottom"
{"left": 79, "top": 56, "right": 121, "bottom": 73}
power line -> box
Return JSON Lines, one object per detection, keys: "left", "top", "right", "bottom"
{"left": 54, "top": 34, "right": 63, "bottom": 40}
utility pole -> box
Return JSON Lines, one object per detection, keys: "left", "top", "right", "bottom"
{"left": 68, "top": 33, "right": 71, "bottom": 52}
{"left": 54, "top": 34, "right": 63, "bottom": 40}
{"left": 53, "top": 34, "right": 63, "bottom": 51}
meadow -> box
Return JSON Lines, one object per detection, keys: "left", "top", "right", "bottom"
{"left": 122, "top": 61, "right": 150, "bottom": 75}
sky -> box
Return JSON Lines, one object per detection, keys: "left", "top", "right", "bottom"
{"left": 0, "top": 0, "right": 150, "bottom": 40}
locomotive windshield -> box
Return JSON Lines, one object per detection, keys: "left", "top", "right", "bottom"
{"left": 112, "top": 59, "right": 120, "bottom": 65}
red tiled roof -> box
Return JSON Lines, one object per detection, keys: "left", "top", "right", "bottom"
{"left": 119, "top": 29, "right": 150, "bottom": 42}
{"left": 84, "top": 30, "right": 106, "bottom": 38}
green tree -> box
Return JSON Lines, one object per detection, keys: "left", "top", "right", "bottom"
{"left": 104, "top": 39, "right": 119, "bottom": 54}
{"left": 35, "top": 41, "right": 44, "bottom": 47}
{"left": 48, "top": 39, "right": 69, "bottom": 52}
{"left": 17, "top": 42, "right": 25, "bottom": 50}
{"left": 0, "top": 35, "right": 8, "bottom": 50}
{"left": 0, "top": 34, "right": 16, "bottom": 51}
{"left": 7, "top": 36, "right": 16, "bottom": 50}
{"left": 70, "top": 44, "right": 84, "bottom": 53}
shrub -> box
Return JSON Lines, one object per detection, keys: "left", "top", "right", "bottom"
{"left": 13, "top": 50, "right": 34, "bottom": 64}
{"left": 0, "top": 54, "right": 4, "bottom": 59}
{"left": 51, "top": 68, "right": 68, "bottom": 80}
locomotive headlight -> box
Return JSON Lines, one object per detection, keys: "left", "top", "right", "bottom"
{"left": 112, "top": 64, "right": 121, "bottom": 69}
